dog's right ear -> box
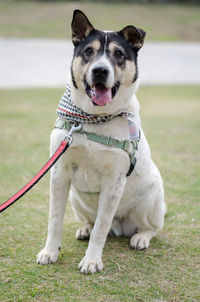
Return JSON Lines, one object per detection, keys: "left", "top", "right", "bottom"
{"left": 119, "top": 26, "right": 146, "bottom": 51}
{"left": 71, "top": 10, "right": 95, "bottom": 46}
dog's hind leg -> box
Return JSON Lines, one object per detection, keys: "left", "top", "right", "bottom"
{"left": 129, "top": 179, "right": 166, "bottom": 250}
{"left": 69, "top": 188, "right": 97, "bottom": 240}
{"left": 130, "top": 230, "right": 156, "bottom": 250}
{"left": 76, "top": 224, "right": 93, "bottom": 240}
{"left": 37, "top": 153, "right": 70, "bottom": 265}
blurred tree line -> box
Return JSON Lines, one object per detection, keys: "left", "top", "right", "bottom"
{"left": 35, "top": 0, "right": 200, "bottom": 3}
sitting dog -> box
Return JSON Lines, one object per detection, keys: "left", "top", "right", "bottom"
{"left": 37, "top": 10, "right": 166, "bottom": 274}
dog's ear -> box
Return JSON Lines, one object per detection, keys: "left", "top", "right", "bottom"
{"left": 119, "top": 26, "right": 146, "bottom": 51}
{"left": 71, "top": 10, "right": 95, "bottom": 46}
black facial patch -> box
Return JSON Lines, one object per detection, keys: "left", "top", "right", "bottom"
{"left": 72, "top": 29, "right": 139, "bottom": 91}
{"left": 133, "top": 65, "right": 138, "bottom": 83}
{"left": 71, "top": 64, "right": 78, "bottom": 89}
{"left": 73, "top": 30, "right": 104, "bottom": 61}
{"left": 73, "top": 30, "right": 138, "bottom": 62}
{"left": 110, "top": 32, "right": 137, "bottom": 57}
{"left": 105, "top": 32, "right": 139, "bottom": 82}
{"left": 113, "top": 48, "right": 126, "bottom": 67}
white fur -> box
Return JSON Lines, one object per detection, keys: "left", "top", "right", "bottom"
{"left": 37, "top": 61, "right": 166, "bottom": 275}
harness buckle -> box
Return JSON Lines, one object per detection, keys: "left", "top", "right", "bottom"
{"left": 123, "top": 141, "right": 131, "bottom": 152}
{"left": 106, "top": 136, "right": 116, "bottom": 147}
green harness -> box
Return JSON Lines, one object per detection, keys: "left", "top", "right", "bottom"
{"left": 54, "top": 118, "right": 140, "bottom": 176}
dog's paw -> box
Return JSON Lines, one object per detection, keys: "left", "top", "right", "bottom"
{"left": 78, "top": 256, "right": 103, "bottom": 274}
{"left": 36, "top": 248, "right": 59, "bottom": 265}
{"left": 76, "top": 224, "right": 93, "bottom": 240}
{"left": 130, "top": 233, "right": 150, "bottom": 250}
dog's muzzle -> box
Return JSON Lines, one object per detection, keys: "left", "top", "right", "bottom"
{"left": 85, "top": 81, "right": 120, "bottom": 107}
{"left": 85, "top": 69, "right": 120, "bottom": 107}
{"left": 85, "top": 59, "right": 120, "bottom": 107}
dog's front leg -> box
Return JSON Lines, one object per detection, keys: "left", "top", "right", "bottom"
{"left": 37, "top": 160, "right": 70, "bottom": 265}
{"left": 78, "top": 174, "right": 127, "bottom": 274}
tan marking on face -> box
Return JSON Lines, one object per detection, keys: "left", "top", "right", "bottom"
{"left": 72, "top": 56, "right": 89, "bottom": 91}
{"left": 114, "top": 65, "right": 122, "bottom": 82}
{"left": 109, "top": 42, "right": 136, "bottom": 86}
{"left": 72, "top": 40, "right": 102, "bottom": 92}
{"left": 108, "top": 42, "right": 137, "bottom": 87}
{"left": 114, "top": 61, "right": 136, "bottom": 87}
{"left": 124, "top": 61, "right": 136, "bottom": 86}
{"left": 91, "top": 39, "right": 101, "bottom": 52}
{"left": 108, "top": 42, "right": 124, "bottom": 54}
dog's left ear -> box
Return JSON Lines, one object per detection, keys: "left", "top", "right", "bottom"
{"left": 71, "top": 10, "right": 95, "bottom": 46}
{"left": 119, "top": 26, "right": 146, "bottom": 51}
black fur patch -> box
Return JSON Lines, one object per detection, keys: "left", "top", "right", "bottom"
{"left": 71, "top": 64, "right": 78, "bottom": 89}
{"left": 73, "top": 30, "right": 138, "bottom": 73}
{"left": 133, "top": 63, "right": 138, "bottom": 83}
{"left": 107, "top": 32, "right": 138, "bottom": 62}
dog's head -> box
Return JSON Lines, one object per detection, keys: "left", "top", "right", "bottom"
{"left": 70, "top": 10, "right": 146, "bottom": 114}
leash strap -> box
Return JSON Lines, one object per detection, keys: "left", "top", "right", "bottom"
{"left": 0, "top": 139, "right": 69, "bottom": 213}
{"left": 0, "top": 123, "right": 82, "bottom": 213}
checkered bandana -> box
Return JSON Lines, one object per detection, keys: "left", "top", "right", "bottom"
{"left": 57, "top": 84, "right": 136, "bottom": 125}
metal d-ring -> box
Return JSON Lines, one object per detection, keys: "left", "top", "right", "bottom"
{"left": 64, "top": 123, "right": 82, "bottom": 145}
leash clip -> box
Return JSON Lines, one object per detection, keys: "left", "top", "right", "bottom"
{"left": 65, "top": 123, "right": 82, "bottom": 145}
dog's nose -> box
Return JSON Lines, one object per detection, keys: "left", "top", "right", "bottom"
{"left": 92, "top": 67, "right": 109, "bottom": 84}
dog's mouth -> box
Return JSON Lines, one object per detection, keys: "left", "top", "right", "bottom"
{"left": 85, "top": 82, "right": 120, "bottom": 106}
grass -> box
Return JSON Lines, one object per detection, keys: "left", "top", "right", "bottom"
{"left": 0, "top": 1, "right": 200, "bottom": 41}
{"left": 0, "top": 86, "right": 200, "bottom": 301}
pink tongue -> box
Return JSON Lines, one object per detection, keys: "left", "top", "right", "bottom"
{"left": 91, "top": 85, "right": 112, "bottom": 106}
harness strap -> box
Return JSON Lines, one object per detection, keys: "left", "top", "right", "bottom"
{"left": 54, "top": 118, "right": 139, "bottom": 176}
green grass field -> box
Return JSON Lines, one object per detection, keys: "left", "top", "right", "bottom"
{"left": 0, "top": 0, "right": 200, "bottom": 41}
{"left": 0, "top": 86, "right": 200, "bottom": 302}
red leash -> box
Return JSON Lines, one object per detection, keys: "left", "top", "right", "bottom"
{"left": 0, "top": 123, "right": 82, "bottom": 213}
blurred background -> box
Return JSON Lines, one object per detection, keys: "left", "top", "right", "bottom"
{"left": 0, "top": 0, "right": 200, "bottom": 87}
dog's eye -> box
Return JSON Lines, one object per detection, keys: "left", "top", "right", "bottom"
{"left": 84, "top": 47, "right": 94, "bottom": 57}
{"left": 114, "top": 49, "right": 124, "bottom": 61}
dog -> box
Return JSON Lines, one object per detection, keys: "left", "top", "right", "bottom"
{"left": 37, "top": 10, "right": 166, "bottom": 274}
